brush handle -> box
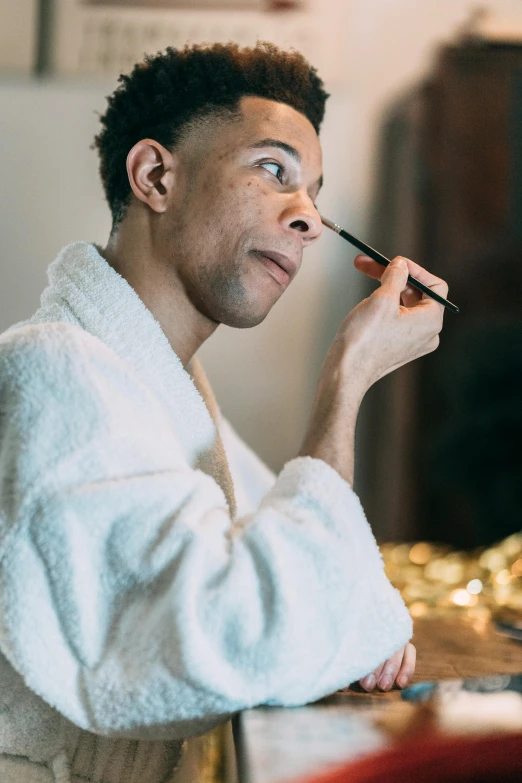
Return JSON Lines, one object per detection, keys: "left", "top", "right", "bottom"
{"left": 322, "top": 217, "right": 460, "bottom": 314}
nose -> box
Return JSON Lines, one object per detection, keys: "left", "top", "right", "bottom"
{"left": 282, "top": 193, "right": 322, "bottom": 245}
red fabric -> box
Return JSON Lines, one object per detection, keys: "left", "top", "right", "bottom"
{"left": 301, "top": 732, "right": 522, "bottom": 783}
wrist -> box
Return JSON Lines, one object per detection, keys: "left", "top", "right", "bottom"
{"left": 322, "top": 339, "right": 371, "bottom": 408}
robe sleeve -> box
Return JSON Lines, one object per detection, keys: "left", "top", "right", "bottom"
{"left": 0, "top": 323, "right": 412, "bottom": 740}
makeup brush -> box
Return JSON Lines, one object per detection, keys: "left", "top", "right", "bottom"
{"left": 321, "top": 215, "right": 460, "bottom": 314}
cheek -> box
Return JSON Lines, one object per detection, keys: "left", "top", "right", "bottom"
{"left": 235, "top": 178, "right": 273, "bottom": 219}
{"left": 204, "top": 177, "right": 266, "bottom": 233}
{"left": 176, "top": 175, "right": 274, "bottom": 256}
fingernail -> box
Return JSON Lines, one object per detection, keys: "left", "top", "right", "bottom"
{"left": 378, "top": 676, "right": 392, "bottom": 691}
{"left": 396, "top": 676, "right": 407, "bottom": 689}
{"left": 361, "top": 675, "right": 376, "bottom": 691}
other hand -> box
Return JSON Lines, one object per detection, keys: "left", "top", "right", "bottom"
{"left": 359, "top": 642, "right": 416, "bottom": 692}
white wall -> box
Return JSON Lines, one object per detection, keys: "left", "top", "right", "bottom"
{"left": 0, "top": 79, "right": 113, "bottom": 329}
{"left": 1, "top": 0, "right": 522, "bottom": 474}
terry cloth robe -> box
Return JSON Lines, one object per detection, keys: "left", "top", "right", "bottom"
{"left": 0, "top": 242, "right": 413, "bottom": 783}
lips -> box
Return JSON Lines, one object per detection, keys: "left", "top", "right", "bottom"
{"left": 251, "top": 249, "right": 297, "bottom": 286}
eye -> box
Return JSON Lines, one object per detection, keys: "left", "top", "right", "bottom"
{"left": 260, "top": 161, "right": 284, "bottom": 183}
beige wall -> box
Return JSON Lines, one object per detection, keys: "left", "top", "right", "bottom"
{"left": 1, "top": 0, "right": 521, "bottom": 475}
{"left": 0, "top": 0, "right": 38, "bottom": 72}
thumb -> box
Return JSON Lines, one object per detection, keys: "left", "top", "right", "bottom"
{"left": 379, "top": 256, "right": 409, "bottom": 296}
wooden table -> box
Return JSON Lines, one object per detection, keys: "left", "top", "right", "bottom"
{"left": 412, "top": 614, "right": 522, "bottom": 681}
{"left": 234, "top": 614, "right": 522, "bottom": 783}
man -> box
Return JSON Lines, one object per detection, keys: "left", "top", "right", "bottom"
{"left": 0, "top": 43, "right": 446, "bottom": 782}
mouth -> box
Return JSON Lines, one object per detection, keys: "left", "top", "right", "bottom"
{"left": 250, "top": 249, "right": 297, "bottom": 286}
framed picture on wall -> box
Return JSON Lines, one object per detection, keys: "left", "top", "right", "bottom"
{"left": 81, "top": 1, "right": 307, "bottom": 10}
{"left": 46, "top": 0, "right": 330, "bottom": 81}
{"left": 0, "top": 0, "right": 38, "bottom": 73}
{"left": 83, "top": 1, "right": 263, "bottom": 8}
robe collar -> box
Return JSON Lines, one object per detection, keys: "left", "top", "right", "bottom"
{"left": 38, "top": 241, "right": 236, "bottom": 516}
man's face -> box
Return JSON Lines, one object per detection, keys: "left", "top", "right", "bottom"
{"left": 161, "top": 96, "right": 323, "bottom": 328}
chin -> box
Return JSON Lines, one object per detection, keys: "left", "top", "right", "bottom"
{"left": 221, "top": 308, "right": 269, "bottom": 329}
{"left": 203, "top": 262, "right": 284, "bottom": 328}
{"left": 197, "top": 297, "right": 271, "bottom": 328}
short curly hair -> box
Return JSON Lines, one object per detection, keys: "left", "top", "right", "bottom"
{"left": 93, "top": 41, "right": 329, "bottom": 226}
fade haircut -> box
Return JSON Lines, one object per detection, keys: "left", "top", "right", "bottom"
{"left": 93, "top": 41, "right": 329, "bottom": 226}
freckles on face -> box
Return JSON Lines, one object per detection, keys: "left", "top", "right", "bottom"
{"left": 182, "top": 173, "right": 277, "bottom": 326}
{"left": 166, "top": 97, "right": 322, "bottom": 327}
{"left": 169, "top": 163, "right": 259, "bottom": 323}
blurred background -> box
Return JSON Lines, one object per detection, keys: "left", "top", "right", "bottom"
{"left": 1, "top": 0, "right": 521, "bottom": 550}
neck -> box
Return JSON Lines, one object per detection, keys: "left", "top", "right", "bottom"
{"left": 102, "top": 213, "right": 218, "bottom": 368}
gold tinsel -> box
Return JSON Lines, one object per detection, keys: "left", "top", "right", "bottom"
{"left": 380, "top": 532, "right": 522, "bottom": 623}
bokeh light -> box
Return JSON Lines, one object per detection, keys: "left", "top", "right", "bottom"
{"left": 382, "top": 532, "right": 522, "bottom": 620}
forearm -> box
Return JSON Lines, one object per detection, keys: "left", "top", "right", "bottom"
{"left": 299, "top": 255, "right": 447, "bottom": 486}
{"left": 299, "top": 342, "right": 366, "bottom": 486}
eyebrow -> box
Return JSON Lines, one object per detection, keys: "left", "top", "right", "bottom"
{"left": 249, "top": 138, "right": 324, "bottom": 194}
{"left": 250, "top": 138, "right": 301, "bottom": 161}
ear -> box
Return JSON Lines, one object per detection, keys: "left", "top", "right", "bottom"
{"left": 126, "top": 139, "right": 176, "bottom": 214}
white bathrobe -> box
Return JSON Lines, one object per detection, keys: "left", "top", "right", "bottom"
{"left": 0, "top": 242, "right": 412, "bottom": 782}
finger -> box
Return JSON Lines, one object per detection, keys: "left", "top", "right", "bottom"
{"left": 353, "top": 254, "right": 387, "bottom": 281}
{"left": 359, "top": 662, "right": 385, "bottom": 692}
{"left": 377, "top": 257, "right": 410, "bottom": 299}
{"left": 400, "top": 283, "right": 423, "bottom": 308}
{"left": 354, "top": 254, "right": 449, "bottom": 301}
{"left": 397, "top": 257, "right": 448, "bottom": 300}
{"left": 359, "top": 675, "right": 376, "bottom": 692}
{"left": 377, "top": 649, "right": 404, "bottom": 692}
{"left": 395, "top": 643, "right": 417, "bottom": 689}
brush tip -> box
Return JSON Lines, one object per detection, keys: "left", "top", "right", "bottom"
{"left": 320, "top": 215, "right": 340, "bottom": 233}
